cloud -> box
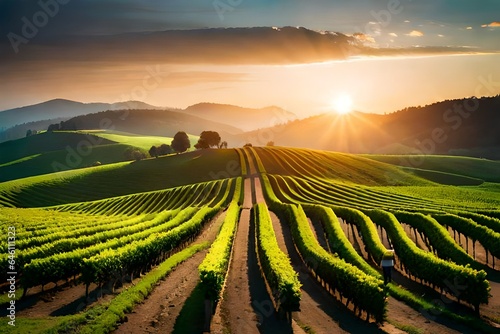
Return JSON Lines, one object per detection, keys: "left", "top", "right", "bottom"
{"left": 438, "top": 34, "right": 444, "bottom": 37}
{"left": 466, "top": 26, "right": 473, "bottom": 30}
{"left": 1, "top": 27, "right": 367, "bottom": 65}
{"left": 163, "top": 72, "right": 248, "bottom": 88}
{"left": 389, "top": 33, "right": 398, "bottom": 37}
{"left": 353, "top": 32, "right": 376, "bottom": 44}
{"left": 482, "top": 22, "right": 500, "bottom": 28}
{"left": 406, "top": 30, "right": 424, "bottom": 37}
{"left": 363, "top": 46, "right": 492, "bottom": 58}
{"left": 1, "top": 26, "right": 494, "bottom": 73}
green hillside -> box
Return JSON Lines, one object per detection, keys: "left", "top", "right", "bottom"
{"left": 254, "top": 146, "right": 433, "bottom": 186}
{"left": 78, "top": 130, "right": 199, "bottom": 151}
{"left": 0, "top": 149, "right": 240, "bottom": 208}
{"left": 400, "top": 167, "right": 484, "bottom": 186}
{"left": 0, "top": 131, "right": 200, "bottom": 182}
{"left": 2, "top": 146, "right": 499, "bottom": 212}
{"left": 365, "top": 155, "right": 500, "bottom": 183}
{"left": 0, "top": 132, "right": 115, "bottom": 164}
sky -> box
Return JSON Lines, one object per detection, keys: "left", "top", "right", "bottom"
{"left": 1, "top": 0, "right": 499, "bottom": 116}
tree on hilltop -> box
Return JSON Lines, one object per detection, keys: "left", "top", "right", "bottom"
{"left": 171, "top": 131, "right": 191, "bottom": 153}
{"left": 195, "top": 131, "right": 221, "bottom": 149}
{"left": 149, "top": 144, "right": 173, "bottom": 158}
{"left": 124, "top": 147, "right": 147, "bottom": 161}
{"left": 149, "top": 146, "right": 158, "bottom": 158}
{"left": 158, "top": 144, "right": 173, "bottom": 155}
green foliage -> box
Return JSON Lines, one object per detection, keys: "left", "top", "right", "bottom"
{"left": 432, "top": 213, "right": 500, "bottom": 258}
{"left": 279, "top": 203, "right": 386, "bottom": 322}
{"left": 393, "top": 211, "right": 477, "bottom": 268}
{"left": 74, "top": 243, "right": 208, "bottom": 334}
{"left": 171, "top": 131, "right": 191, "bottom": 153}
{"left": 0, "top": 149, "right": 241, "bottom": 207}
{"left": 304, "top": 204, "right": 382, "bottom": 278}
{"left": 17, "top": 208, "right": 199, "bottom": 288}
{"left": 332, "top": 206, "right": 387, "bottom": 265}
{"left": 365, "top": 209, "right": 490, "bottom": 310}
{"left": 81, "top": 205, "right": 220, "bottom": 287}
{"left": 199, "top": 179, "right": 242, "bottom": 301}
{"left": 456, "top": 211, "right": 500, "bottom": 234}
{"left": 195, "top": 130, "right": 221, "bottom": 149}
{"left": 400, "top": 166, "right": 484, "bottom": 186}
{"left": 255, "top": 146, "right": 431, "bottom": 186}
{"left": 254, "top": 203, "right": 301, "bottom": 312}
{"left": 366, "top": 154, "right": 500, "bottom": 183}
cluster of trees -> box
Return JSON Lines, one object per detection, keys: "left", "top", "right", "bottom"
{"left": 124, "top": 147, "right": 147, "bottom": 161}
{"left": 143, "top": 131, "right": 191, "bottom": 161}
{"left": 148, "top": 144, "right": 173, "bottom": 158}
{"left": 25, "top": 129, "right": 39, "bottom": 137}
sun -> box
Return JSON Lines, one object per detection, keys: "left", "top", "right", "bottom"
{"left": 332, "top": 94, "right": 353, "bottom": 115}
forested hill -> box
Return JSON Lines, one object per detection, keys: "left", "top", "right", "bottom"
{"left": 241, "top": 96, "right": 500, "bottom": 159}
{"left": 51, "top": 109, "right": 242, "bottom": 140}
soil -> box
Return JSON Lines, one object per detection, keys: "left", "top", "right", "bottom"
{"left": 216, "top": 170, "right": 305, "bottom": 333}
{"left": 115, "top": 210, "right": 227, "bottom": 334}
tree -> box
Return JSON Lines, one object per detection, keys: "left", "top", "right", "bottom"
{"left": 195, "top": 131, "right": 221, "bottom": 149}
{"left": 26, "top": 129, "right": 32, "bottom": 137}
{"left": 132, "top": 150, "right": 147, "bottom": 161}
{"left": 243, "top": 143, "right": 253, "bottom": 147}
{"left": 158, "top": 144, "right": 173, "bottom": 155}
{"left": 149, "top": 146, "right": 158, "bottom": 158}
{"left": 266, "top": 141, "right": 275, "bottom": 146}
{"left": 124, "top": 147, "right": 146, "bottom": 161}
{"left": 219, "top": 141, "right": 228, "bottom": 149}
{"left": 47, "top": 123, "right": 60, "bottom": 132}
{"left": 171, "top": 131, "right": 191, "bottom": 153}
{"left": 194, "top": 138, "right": 208, "bottom": 150}
{"left": 149, "top": 144, "right": 173, "bottom": 157}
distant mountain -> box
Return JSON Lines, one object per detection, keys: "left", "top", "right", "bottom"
{"left": 0, "top": 118, "right": 70, "bottom": 143}
{"left": 0, "top": 99, "right": 293, "bottom": 143}
{"left": 183, "top": 103, "right": 296, "bottom": 131}
{"left": 0, "top": 99, "right": 162, "bottom": 130}
{"left": 52, "top": 109, "right": 242, "bottom": 142}
{"left": 241, "top": 96, "right": 500, "bottom": 159}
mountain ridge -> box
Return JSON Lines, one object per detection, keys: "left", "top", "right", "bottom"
{"left": 0, "top": 99, "right": 163, "bottom": 130}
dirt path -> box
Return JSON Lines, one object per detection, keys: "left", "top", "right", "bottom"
{"left": 218, "top": 206, "right": 261, "bottom": 334}
{"left": 218, "top": 155, "right": 305, "bottom": 333}
{"left": 115, "top": 210, "right": 227, "bottom": 334}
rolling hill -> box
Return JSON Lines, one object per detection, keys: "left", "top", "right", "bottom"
{"left": 49, "top": 108, "right": 242, "bottom": 142}
{"left": 0, "top": 130, "right": 200, "bottom": 182}
{"left": 0, "top": 100, "right": 295, "bottom": 143}
{"left": 0, "top": 148, "right": 241, "bottom": 207}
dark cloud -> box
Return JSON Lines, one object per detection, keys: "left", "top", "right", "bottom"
{"left": 2, "top": 26, "right": 493, "bottom": 68}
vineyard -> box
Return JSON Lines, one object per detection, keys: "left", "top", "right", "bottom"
{"left": 1, "top": 146, "right": 500, "bottom": 333}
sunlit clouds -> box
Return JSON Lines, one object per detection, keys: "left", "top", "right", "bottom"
{"left": 407, "top": 30, "right": 424, "bottom": 37}
{"left": 482, "top": 22, "right": 500, "bottom": 28}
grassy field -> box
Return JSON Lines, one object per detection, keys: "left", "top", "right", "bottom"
{"left": 0, "top": 148, "right": 241, "bottom": 207}
{"left": 256, "top": 146, "right": 433, "bottom": 186}
{"left": 0, "top": 130, "right": 200, "bottom": 182}
{"left": 365, "top": 154, "right": 500, "bottom": 183}
{"left": 77, "top": 130, "right": 199, "bottom": 151}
